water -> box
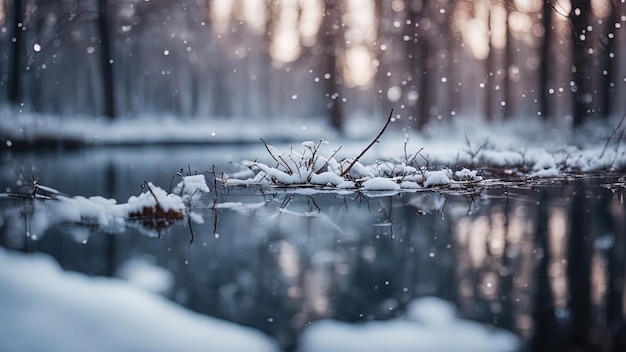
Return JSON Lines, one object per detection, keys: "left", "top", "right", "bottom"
{"left": 1, "top": 146, "right": 625, "bottom": 352}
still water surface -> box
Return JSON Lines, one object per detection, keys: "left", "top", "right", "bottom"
{"left": 1, "top": 146, "right": 625, "bottom": 352}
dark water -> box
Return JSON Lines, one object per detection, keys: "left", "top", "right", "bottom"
{"left": 1, "top": 147, "right": 625, "bottom": 352}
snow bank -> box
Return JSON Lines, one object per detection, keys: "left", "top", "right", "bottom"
{"left": 298, "top": 297, "right": 519, "bottom": 352}
{"left": 0, "top": 248, "right": 278, "bottom": 352}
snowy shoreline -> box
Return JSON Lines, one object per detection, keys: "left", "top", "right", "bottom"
{"left": 2, "top": 112, "right": 625, "bottom": 188}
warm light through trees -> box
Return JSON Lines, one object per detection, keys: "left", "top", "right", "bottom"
{"left": 0, "top": 0, "right": 624, "bottom": 130}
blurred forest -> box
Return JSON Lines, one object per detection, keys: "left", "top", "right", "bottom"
{"left": 0, "top": 0, "right": 625, "bottom": 130}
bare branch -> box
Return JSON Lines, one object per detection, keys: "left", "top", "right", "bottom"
{"left": 600, "top": 111, "right": 626, "bottom": 159}
{"left": 341, "top": 109, "right": 394, "bottom": 177}
{"left": 261, "top": 138, "right": 289, "bottom": 171}
{"left": 315, "top": 146, "right": 342, "bottom": 174}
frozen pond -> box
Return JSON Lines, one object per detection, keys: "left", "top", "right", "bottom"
{"left": 1, "top": 146, "right": 625, "bottom": 352}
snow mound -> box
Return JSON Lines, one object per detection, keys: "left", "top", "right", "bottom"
{"left": 362, "top": 177, "right": 401, "bottom": 191}
{"left": 173, "top": 174, "right": 211, "bottom": 197}
{"left": 0, "top": 248, "right": 279, "bottom": 352}
{"left": 298, "top": 296, "right": 519, "bottom": 352}
{"left": 125, "top": 182, "right": 186, "bottom": 214}
{"left": 424, "top": 169, "right": 452, "bottom": 187}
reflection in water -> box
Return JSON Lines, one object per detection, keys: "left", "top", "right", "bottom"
{"left": 0, "top": 149, "right": 625, "bottom": 352}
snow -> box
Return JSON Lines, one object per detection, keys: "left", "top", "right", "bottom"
{"left": 362, "top": 177, "right": 401, "bottom": 191}
{"left": 116, "top": 256, "right": 175, "bottom": 295}
{"left": 221, "top": 129, "right": 619, "bottom": 190}
{"left": 309, "top": 171, "right": 345, "bottom": 186}
{"left": 173, "top": 174, "right": 211, "bottom": 197}
{"left": 529, "top": 167, "right": 560, "bottom": 178}
{"left": 297, "top": 297, "right": 519, "bottom": 352}
{"left": 223, "top": 140, "right": 486, "bottom": 191}
{"left": 423, "top": 169, "right": 452, "bottom": 187}
{"left": 0, "top": 111, "right": 339, "bottom": 145}
{"left": 3, "top": 112, "right": 626, "bottom": 192}
{"left": 2, "top": 177, "right": 210, "bottom": 241}
{"left": 0, "top": 248, "right": 279, "bottom": 352}
{"left": 125, "top": 182, "right": 186, "bottom": 213}
{"left": 455, "top": 168, "right": 483, "bottom": 182}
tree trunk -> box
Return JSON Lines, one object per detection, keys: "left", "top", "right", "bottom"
{"left": 503, "top": 3, "right": 514, "bottom": 119}
{"left": 539, "top": 1, "right": 553, "bottom": 119}
{"left": 600, "top": 0, "right": 616, "bottom": 117}
{"left": 417, "top": 0, "right": 431, "bottom": 128}
{"left": 567, "top": 181, "right": 593, "bottom": 349}
{"left": 570, "top": 0, "right": 592, "bottom": 126}
{"left": 8, "top": 0, "right": 24, "bottom": 105}
{"left": 98, "top": 0, "right": 116, "bottom": 119}
{"left": 531, "top": 192, "right": 561, "bottom": 351}
{"left": 322, "top": 0, "right": 344, "bottom": 131}
{"left": 485, "top": 2, "right": 494, "bottom": 121}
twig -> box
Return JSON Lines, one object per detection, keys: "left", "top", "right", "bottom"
{"left": 316, "top": 146, "right": 342, "bottom": 174}
{"left": 30, "top": 176, "right": 39, "bottom": 199}
{"left": 545, "top": 0, "right": 572, "bottom": 19}
{"left": 261, "top": 138, "right": 288, "bottom": 170}
{"left": 341, "top": 109, "right": 394, "bottom": 177}
{"left": 609, "top": 128, "right": 625, "bottom": 169}
{"left": 187, "top": 216, "right": 195, "bottom": 246}
{"left": 599, "top": 111, "right": 626, "bottom": 159}
{"left": 143, "top": 181, "right": 160, "bottom": 206}
{"left": 278, "top": 155, "right": 294, "bottom": 174}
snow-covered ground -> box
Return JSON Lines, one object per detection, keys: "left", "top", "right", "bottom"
{"left": 298, "top": 297, "right": 520, "bottom": 352}
{"left": 0, "top": 111, "right": 338, "bottom": 145}
{"left": 0, "top": 247, "right": 279, "bottom": 352}
{"left": 0, "top": 246, "right": 521, "bottom": 352}
{"left": 2, "top": 110, "right": 625, "bottom": 179}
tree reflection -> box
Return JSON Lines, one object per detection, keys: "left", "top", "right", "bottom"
{"left": 1, "top": 179, "right": 626, "bottom": 351}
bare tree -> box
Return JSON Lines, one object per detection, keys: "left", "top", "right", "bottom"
{"left": 539, "top": 0, "right": 553, "bottom": 119}
{"left": 320, "top": 0, "right": 345, "bottom": 130}
{"left": 600, "top": 0, "right": 617, "bottom": 117}
{"left": 417, "top": 0, "right": 432, "bottom": 128}
{"left": 570, "top": 0, "right": 592, "bottom": 126}
{"left": 8, "top": 0, "right": 25, "bottom": 106}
